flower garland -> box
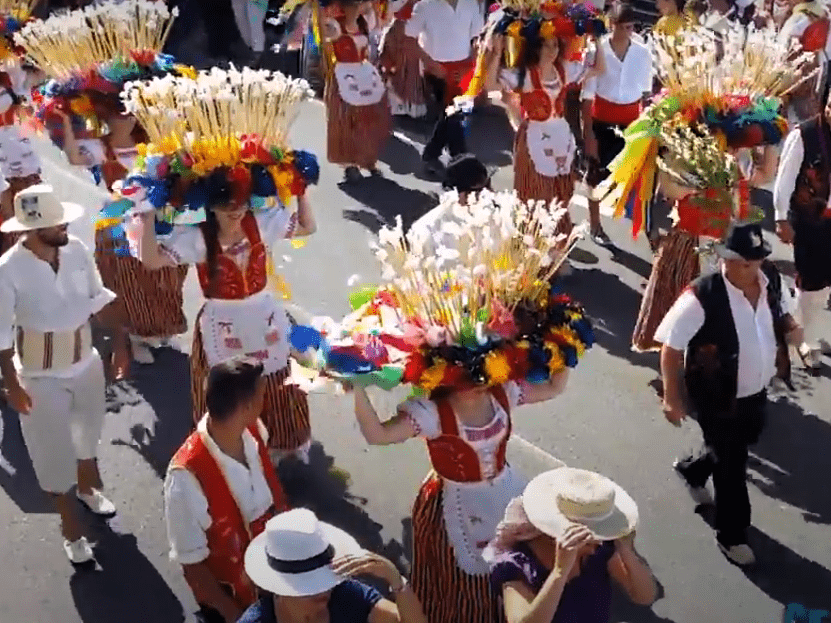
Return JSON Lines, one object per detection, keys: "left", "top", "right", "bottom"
{"left": 95, "top": 67, "right": 319, "bottom": 251}
{"left": 289, "top": 190, "right": 594, "bottom": 392}
{"left": 599, "top": 23, "right": 816, "bottom": 239}
{"left": 0, "top": 0, "right": 37, "bottom": 62}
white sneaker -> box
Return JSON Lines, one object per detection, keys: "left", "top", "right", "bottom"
{"left": 718, "top": 542, "right": 756, "bottom": 566}
{"left": 798, "top": 344, "right": 822, "bottom": 370}
{"left": 64, "top": 537, "right": 95, "bottom": 564}
{"left": 77, "top": 489, "right": 116, "bottom": 516}
{"left": 130, "top": 339, "right": 155, "bottom": 364}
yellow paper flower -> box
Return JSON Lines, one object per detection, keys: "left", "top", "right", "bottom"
{"left": 136, "top": 143, "right": 148, "bottom": 157}
{"left": 160, "top": 135, "right": 181, "bottom": 155}
{"left": 547, "top": 346, "right": 565, "bottom": 374}
{"left": 507, "top": 21, "right": 522, "bottom": 37}
{"left": 174, "top": 64, "right": 197, "bottom": 80}
{"left": 420, "top": 361, "right": 447, "bottom": 391}
{"left": 540, "top": 21, "right": 555, "bottom": 40}
{"left": 484, "top": 350, "right": 511, "bottom": 384}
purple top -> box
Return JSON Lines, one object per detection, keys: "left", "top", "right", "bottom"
{"left": 490, "top": 541, "right": 616, "bottom": 623}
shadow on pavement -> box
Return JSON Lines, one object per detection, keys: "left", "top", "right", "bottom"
{"left": 563, "top": 267, "right": 659, "bottom": 374}
{"left": 108, "top": 349, "right": 194, "bottom": 480}
{"left": 748, "top": 397, "right": 831, "bottom": 525}
{"left": 465, "top": 107, "right": 516, "bottom": 168}
{"left": 340, "top": 176, "right": 438, "bottom": 234}
{"left": 70, "top": 520, "right": 185, "bottom": 623}
{"left": 0, "top": 405, "right": 54, "bottom": 514}
{"left": 278, "top": 444, "right": 410, "bottom": 576}
{"left": 611, "top": 579, "right": 677, "bottom": 623}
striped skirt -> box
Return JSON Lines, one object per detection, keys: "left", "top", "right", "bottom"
{"left": 94, "top": 230, "right": 189, "bottom": 338}
{"left": 190, "top": 308, "right": 311, "bottom": 451}
{"left": 0, "top": 173, "right": 41, "bottom": 252}
{"left": 324, "top": 74, "right": 392, "bottom": 169}
{"left": 514, "top": 120, "right": 574, "bottom": 239}
{"left": 411, "top": 473, "right": 503, "bottom": 623}
{"left": 631, "top": 228, "right": 700, "bottom": 352}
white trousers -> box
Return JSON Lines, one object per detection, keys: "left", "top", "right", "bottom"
{"left": 231, "top": 0, "right": 267, "bottom": 53}
{"left": 797, "top": 287, "right": 830, "bottom": 351}
{"left": 17, "top": 354, "right": 106, "bottom": 494}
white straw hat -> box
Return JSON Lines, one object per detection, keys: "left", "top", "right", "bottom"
{"left": 244, "top": 508, "right": 364, "bottom": 597}
{"left": 1, "top": 184, "right": 84, "bottom": 233}
{"left": 523, "top": 467, "right": 638, "bottom": 541}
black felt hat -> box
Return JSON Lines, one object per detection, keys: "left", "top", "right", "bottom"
{"left": 715, "top": 222, "right": 772, "bottom": 261}
{"left": 442, "top": 154, "right": 497, "bottom": 194}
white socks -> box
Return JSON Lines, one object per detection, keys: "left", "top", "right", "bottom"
{"left": 797, "top": 286, "right": 830, "bottom": 351}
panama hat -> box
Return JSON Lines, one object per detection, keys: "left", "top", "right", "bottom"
{"left": 523, "top": 467, "right": 638, "bottom": 541}
{"left": 244, "top": 508, "right": 364, "bottom": 597}
{"left": 1, "top": 184, "right": 84, "bottom": 233}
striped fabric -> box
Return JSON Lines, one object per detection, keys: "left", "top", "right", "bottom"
{"left": 16, "top": 325, "right": 89, "bottom": 371}
{"left": 324, "top": 75, "right": 392, "bottom": 169}
{"left": 632, "top": 228, "right": 700, "bottom": 352}
{"left": 411, "top": 472, "right": 505, "bottom": 623}
{"left": 190, "top": 310, "right": 312, "bottom": 451}
{"left": 94, "top": 230, "right": 189, "bottom": 338}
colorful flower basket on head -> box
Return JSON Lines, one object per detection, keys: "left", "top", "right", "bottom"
{"left": 289, "top": 190, "right": 595, "bottom": 392}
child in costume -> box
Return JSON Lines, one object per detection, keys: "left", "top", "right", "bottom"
{"left": 0, "top": 0, "right": 43, "bottom": 251}
{"left": 112, "top": 67, "right": 321, "bottom": 463}
{"left": 377, "top": 0, "right": 427, "bottom": 118}
{"left": 288, "top": 190, "right": 594, "bottom": 623}
{"left": 17, "top": 0, "right": 192, "bottom": 365}
{"left": 597, "top": 23, "right": 810, "bottom": 352}
{"left": 323, "top": 0, "right": 391, "bottom": 181}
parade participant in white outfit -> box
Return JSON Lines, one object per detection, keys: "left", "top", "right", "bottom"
{"left": 0, "top": 184, "right": 129, "bottom": 564}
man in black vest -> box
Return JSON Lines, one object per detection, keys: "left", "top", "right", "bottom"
{"left": 773, "top": 94, "right": 831, "bottom": 371}
{"left": 654, "top": 223, "right": 802, "bottom": 566}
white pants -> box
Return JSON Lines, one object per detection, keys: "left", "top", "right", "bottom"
{"left": 231, "top": 0, "right": 267, "bottom": 53}
{"left": 17, "top": 355, "right": 106, "bottom": 494}
{"left": 798, "top": 287, "right": 831, "bottom": 350}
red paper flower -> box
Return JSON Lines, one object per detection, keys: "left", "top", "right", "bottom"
{"left": 130, "top": 49, "right": 156, "bottom": 66}
{"left": 403, "top": 351, "right": 428, "bottom": 383}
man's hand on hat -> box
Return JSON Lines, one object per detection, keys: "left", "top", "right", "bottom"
{"left": 614, "top": 529, "right": 636, "bottom": 554}
{"left": 775, "top": 220, "right": 794, "bottom": 245}
{"left": 331, "top": 552, "right": 405, "bottom": 591}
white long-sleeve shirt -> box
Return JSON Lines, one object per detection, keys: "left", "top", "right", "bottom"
{"left": 405, "top": 0, "right": 483, "bottom": 62}
{"left": 0, "top": 236, "right": 115, "bottom": 378}
{"left": 772, "top": 128, "right": 806, "bottom": 221}
{"left": 654, "top": 266, "right": 794, "bottom": 398}
{"left": 581, "top": 37, "right": 652, "bottom": 103}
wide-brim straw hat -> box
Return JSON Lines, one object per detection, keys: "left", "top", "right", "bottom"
{"left": 523, "top": 467, "right": 638, "bottom": 541}
{"left": 244, "top": 508, "right": 364, "bottom": 597}
{"left": 1, "top": 184, "right": 84, "bottom": 233}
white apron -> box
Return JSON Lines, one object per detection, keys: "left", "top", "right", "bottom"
{"left": 334, "top": 61, "right": 386, "bottom": 107}
{"left": 200, "top": 289, "right": 291, "bottom": 375}
{"left": 526, "top": 116, "right": 576, "bottom": 178}
{"left": 0, "top": 126, "right": 40, "bottom": 179}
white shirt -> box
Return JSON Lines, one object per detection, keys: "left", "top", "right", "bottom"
{"left": 405, "top": 0, "right": 484, "bottom": 62}
{"left": 164, "top": 417, "right": 275, "bottom": 565}
{"left": 772, "top": 128, "right": 807, "bottom": 222}
{"left": 654, "top": 267, "right": 794, "bottom": 398}
{"left": 0, "top": 236, "right": 115, "bottom": 378}
{"left": 581, "top": 37, "right": 652, "bottom": 103}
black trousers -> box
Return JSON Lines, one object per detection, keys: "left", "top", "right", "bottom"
{"left": 792, "top": 215, "right": 831, "bottom": 292}
{"left": 201, "top": 0, "right": 241, "bottom": 58}
{"left": 422, "top": 74, "right": 467, "bottom": 161}
{"left": 196, "top": 606, "right": 225, "bottom": 623}
{"left": 675, "top": 391, "right": 767, "bottom": 547}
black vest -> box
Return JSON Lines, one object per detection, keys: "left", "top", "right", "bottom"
{"left": 684, "top": 263, "right": 788, "bottom": 416}
{"left": 789, "top": 118, "right": 831, "bottom": 223}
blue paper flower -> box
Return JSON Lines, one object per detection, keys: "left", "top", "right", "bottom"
{"left": 251, "top": 164, "right": 277, "bottom": 196}
{"left": 183, "top": 179, "right": 208, "bottom": 210}
{"left": 292, "top": 150, "right": 320, "bottom": 185}
{"left": 289, "top": 325, "right": 324, "bottom": 352}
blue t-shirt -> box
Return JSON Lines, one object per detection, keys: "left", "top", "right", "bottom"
{"left": 237, "top": 580, "right": 383, "bottom": 623}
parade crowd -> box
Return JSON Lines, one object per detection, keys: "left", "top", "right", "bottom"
{"left": 0, "top": 0, "right": 829, "bottom": 621}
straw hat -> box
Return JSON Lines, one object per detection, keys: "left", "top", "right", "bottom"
{"left": 244, "top": 508, "right": 364, "bottom": 597}
{"left": 1, "top": 184, "right": 83, "bottom": 233}
{"left": 523, "top": 467, "right": 638, "bottom": 541}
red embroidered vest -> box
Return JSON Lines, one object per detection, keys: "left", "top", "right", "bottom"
{"left": 519, "top": 66, "right": 566, "bottom": 121}
{"left": 425, "top": 385, "right": 512, "bottom": 482}
{"left": 332, "top": 18, "right": 369, "bottom": 62}
{"left": 169, "top": 423, "right": 289, "bottom": 609}
{"left": 197, "top": 212, "right": 268, "bottom": 299}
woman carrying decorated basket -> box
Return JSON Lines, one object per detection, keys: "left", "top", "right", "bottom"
{"left": 463, "top": 1, "right": 605, "bottom": 240}
{"left": 597, "top": 23, "right": 811, "bottom": 352}
{"left": 291, "top": 192, "right": 593, "bottom": 622}
{"left": 122, "top": 67, "right": 321, "bottom": 464}
{"left": 0, "top": 0, "right": 43, "bottom": 251}
{"left": 16, "top": 0, "right": 191, "bottom": 365}
{"left": 322, "top": 0, "right": 391, "bottom": 182}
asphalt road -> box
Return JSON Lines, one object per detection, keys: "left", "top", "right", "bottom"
{"left": 0, "top": 101, "right": 830, "bottom": 623}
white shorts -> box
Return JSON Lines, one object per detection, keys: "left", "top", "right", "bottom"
{"left": 17, "top": 354, "right": 106, "bottom": 494}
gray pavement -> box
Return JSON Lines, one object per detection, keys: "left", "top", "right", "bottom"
{"left": 0, "top": 101, "right": 830, "bottom": 623}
